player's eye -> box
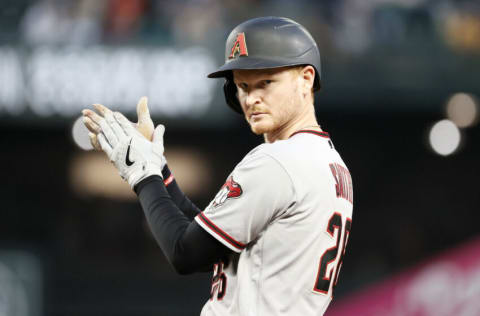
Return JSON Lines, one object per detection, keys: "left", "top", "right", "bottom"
{"left": 262, "top": 80, "right": 272, "bottom": 87}
{"left": 238, "top": 83, "right": 248, "bottom": 90}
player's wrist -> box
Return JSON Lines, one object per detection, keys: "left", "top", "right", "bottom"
{"left": 161, "top": 164, "right": 172, "bottom": 178}
{"left": 127, "top": 161, "right": 163, "bottom": 188}
{"left": 133, "top": 174, "right": 164, "bottom": 194}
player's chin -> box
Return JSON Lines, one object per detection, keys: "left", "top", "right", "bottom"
{"left": 249, "top": 121, "right": 274, "bottom": 135}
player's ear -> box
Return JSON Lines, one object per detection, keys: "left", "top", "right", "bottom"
{"left": 299, "top": 65, "right": 315, "bottom": 97}
{"left": 223, "top": 73, "right": 243, "bottom": 114}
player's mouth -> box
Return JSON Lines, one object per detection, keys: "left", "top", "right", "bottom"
{"left": 250, "top": 112, "right": 267, "bottom": 121}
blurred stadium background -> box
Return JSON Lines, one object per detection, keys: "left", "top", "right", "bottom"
{"left": 0, "top": 0, "right": 479, "bottom": 315}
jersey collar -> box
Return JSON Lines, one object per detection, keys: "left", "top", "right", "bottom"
{"left": 289, "top": 129, "right": 330, "bottom": 139}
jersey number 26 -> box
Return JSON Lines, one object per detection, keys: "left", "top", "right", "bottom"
{"left": 314, "top": 212, "right": 352, "bottom": 297}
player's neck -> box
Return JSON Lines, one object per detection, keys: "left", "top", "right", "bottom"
{"left": 264, "top": 106, "right": 320, "bottom": 143}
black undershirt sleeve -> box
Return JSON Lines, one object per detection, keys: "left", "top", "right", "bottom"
{"left": 161, "top": 165, "right": 201, "bottom": 221}
{"left": 135, "top": 175, "right": 232, "bottom": 275}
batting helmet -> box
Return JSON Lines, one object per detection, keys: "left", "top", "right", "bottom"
{"left": 208, "top": 16, "right": 321, "bottom": 114}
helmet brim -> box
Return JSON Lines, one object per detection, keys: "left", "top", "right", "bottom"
{"left": 207, "top": 56, "right": 309, "bottom": 78}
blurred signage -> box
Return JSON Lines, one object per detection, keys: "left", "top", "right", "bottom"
{"left": 327, "top": 237, "right": 480, "bottom": 316}
{"left": 0, "top": 46, "right": 217, "bottom": 120}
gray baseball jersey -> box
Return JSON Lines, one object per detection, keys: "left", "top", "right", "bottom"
{"left": 195, "top": 130, "right": 353, "bottom": 316}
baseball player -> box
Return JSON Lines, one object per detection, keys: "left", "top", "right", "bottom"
{"left": 83, "top": 17, "right": 353, "bottom": 316}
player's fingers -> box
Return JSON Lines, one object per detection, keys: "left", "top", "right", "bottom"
{"left": 92, "top": 103, "right": 113, "bottom": 117}
{"left": 114, "top": 112, "right": 136, "bottom": 136}
{"left": 83, "top": 116, "right": 101, "bottom": 134}
{"left": 98, "top": 117, "right": 119, "bottom": 148}
{"left": 104, "top": 111, "right": 127, "bottom": 140}
{"left": 137, "top": 120, "right": 154, "bottom": 140}
{"left": 88, "top": 132, "right": 102, "bottom": 151}
{"left": 97, "top": 133, "right": 113, "bottom": 158}
{"left": 136, "top": 96, "right": 151, "bottom": 124}
{"left": 136, "top": 97, "right": 154, "bottom": 140}
{"left": 82, "top": 109, "right": 103, "bottom": 125}
{"left": 152, "top": 124, "right": 165, "bottom": 144}
{"left": 137, "top": 121, "right": 154, "bottom": 140}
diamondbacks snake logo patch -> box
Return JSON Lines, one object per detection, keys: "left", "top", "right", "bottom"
{"left": 213, "top": 176, "right": 243, "bottom": 207}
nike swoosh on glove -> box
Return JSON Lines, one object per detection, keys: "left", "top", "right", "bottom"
{"left": 96, "top": 111, "right": 165, "bottom": 189}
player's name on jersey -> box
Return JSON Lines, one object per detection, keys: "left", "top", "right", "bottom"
{"left": 330, "top": 163, "right": 353, "bottom": 204}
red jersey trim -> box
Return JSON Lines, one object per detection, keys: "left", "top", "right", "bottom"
{"left": 197, "top": 212, "right": 246, "bottom": 251}
{"left": 290, "top": 130, "right": 330, "bottom": 138}
{"left": 163, "top": 174, "right": 174, "bottom": 187}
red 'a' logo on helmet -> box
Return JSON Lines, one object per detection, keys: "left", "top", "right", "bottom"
{"left": 229, "top": 33, "right": 248, "bottom": 59}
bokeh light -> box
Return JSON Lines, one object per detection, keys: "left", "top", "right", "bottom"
{"left": 446, "top": 93, "right": 478, "bottom": 128}
{"left": 70, "top": 151, "right": 135, "bottom": 200}
{"left": 428, "top": 120, "right": 461, "bottom": 156}
{"left": 71, "top": 116, "right": 93, "bottom": 151}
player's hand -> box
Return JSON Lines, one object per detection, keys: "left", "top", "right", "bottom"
{"left": 96, "top": 110, "right": 166, "bottom": 188}
{"left": 82, "top": 97, "right": 154, "bottom": 150}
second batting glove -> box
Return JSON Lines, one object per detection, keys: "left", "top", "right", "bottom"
{"left": 97, "top": 111, "right": 166, "bottom": 188}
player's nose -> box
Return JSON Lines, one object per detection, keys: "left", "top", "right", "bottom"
{"left": 245, "top": 91, "right": 261, "bottom": 108}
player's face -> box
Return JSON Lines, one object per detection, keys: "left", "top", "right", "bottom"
{"left": 233, "top": 67, "right": 306, "bottom": 137}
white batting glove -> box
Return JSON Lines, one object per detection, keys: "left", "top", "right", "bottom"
{"left": 82, "top": 97, "right": 155, "bottom": 150}
{"left": 97, "top": 111, "right": 166, "bottom": 188}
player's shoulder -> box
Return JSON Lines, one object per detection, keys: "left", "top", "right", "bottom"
{"left": 230, "top": 142, "right": 288, "bottom": 178}
{"left": 229, "top": 143, "right": 294, "bottom": 189}
{"left": 253, "top": 131, "right": 331, "bottom": 159}
{"left": 239, "top": 140, "right": 290, "bottom": 164}
{"left": 236, "top": 143, "right": 279, "bottom": 170}
{"left": 236, "top": 130, "right": 337, "bottom": 171}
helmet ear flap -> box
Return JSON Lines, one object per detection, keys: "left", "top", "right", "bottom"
{"left": 223, "top": 77, "right": 242, "bottom": 114}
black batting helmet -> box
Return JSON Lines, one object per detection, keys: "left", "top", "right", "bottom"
{"left": 208, "top": 16, "right": 321, "bottom": 114}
